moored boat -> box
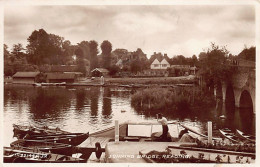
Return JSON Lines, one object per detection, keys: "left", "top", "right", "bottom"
{"left": 219, "top": 129, "right": 240, "bottom": 143}
{"left": 236, "top": 129, "right": 255, "bottom": 143}
{"left": 10, "top": 139, "right": 73, "bottom": 155}
{"left": 13, "top": 124, "right": 69, "bottom": 139}
{"left": 179, "top": 123, "right": 208, "bottom": 138}
{"left": 24, "top": 132, "right": 90, "bottom": 146}
{"left": 4, "top": 147, "right": 86, "bottom": 163}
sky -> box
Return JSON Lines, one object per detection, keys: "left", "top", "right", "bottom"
{"left": 4, "top": 5, "right": 255, "bottom": 58}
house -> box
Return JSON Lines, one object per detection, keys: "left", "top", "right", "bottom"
{"left": 46, "top": 73, "right": 76, "bottom": 83}
{"left": 12, "top": 72, "right": 40, "bottom": 84}
{"left": 91, "top": 68, "right": 109, "bottom": 77}
{"left": 150, "top": 53, "right": 170, "bottom": 70}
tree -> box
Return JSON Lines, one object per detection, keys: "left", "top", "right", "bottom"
{"left": 130, "top": 58, "right": 142, "bottom": 74}
{"left": 75, "top": 48, "right": 86, "bottom": 76}
{"left": 89, "top": 40, "right": 99, "bottom": 70}
{"left": 77, "top": 41, "right": 90, "bottom": 60}
{"left": 61, "top": 40, "right": 75, "bottom": 65}
{"left": 199, "top": 43, "right": 233, "bottom": 89}
{"left": 11, "top": 43, "right": 25, "bottom": 59}
{"left": 101, "top": 40, "right": 112, "bottom": 69}
{"left": 4, "top": 44, "right": 10, "bottom": 60}
{"left": 191, "top": 55, "right": 198, "bottom": 66}
{"left": 26, "top": 29, "right": 64, "bottom": 65}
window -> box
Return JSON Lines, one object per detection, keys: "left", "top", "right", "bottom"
{"left": 154, "top": 64, "right": 159, "bottom": 67}
{"left": 162, "top": 64, "right": 168, "bottom": 67}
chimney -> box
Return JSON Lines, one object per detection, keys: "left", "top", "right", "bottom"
{"left": 154, "top": 52, "right": 156, "bottom": 55}
{"left": 164, "top": 54, "right": 167, "bottom": 57}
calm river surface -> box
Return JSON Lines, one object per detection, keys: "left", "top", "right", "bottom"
{"left": 4, "top": 84, "right": 255, "bottom": 146}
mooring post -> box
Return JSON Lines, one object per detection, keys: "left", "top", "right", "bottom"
{"left": 208, "top": 121, "right": 212, "bottom": 144}
{"left": 115, "top": 120, "right": 119, "bottom": 143}
{"left": 101, "top": 76, "right": 104, "bottom": 85}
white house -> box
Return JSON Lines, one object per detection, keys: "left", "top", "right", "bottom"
{"left": 150, "top": 56, "right": 170, "bottom": 70}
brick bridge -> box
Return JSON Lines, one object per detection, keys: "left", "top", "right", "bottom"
{"left": 214, "top": 60, "right": 255, "bottom": 113}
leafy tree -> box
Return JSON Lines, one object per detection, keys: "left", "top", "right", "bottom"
{"left": 130, "top": 58, "right": 142, "bottom": 74}
{"left": 199, "top": 43, "right": 233, "bottom": 89}
{"left": 75, "top": 48, "right": 86, "bottom": 76}
{"left": 61, "top": 40, "right": 75, "bottom": 65}
{"left": 89, "top": 40, "right": 99, "bottom": 70}
{"left": 171, "top": 55, "right": 188, "bottom": 65}
{"left": 77, "top": 41, "right": 90, "bottom": 60}
{"left": 109, "top": 65, "right": 120, "bottom": 76}
{"left": 11, "top": 43, "right": 25, "bottom": 59}
{"left": 4, "top": 44, "right": 11, "bottom": 60}
{"left": 26, "top": 29, "right": 64, "bottom": 65}
{"left": 191, "top": 55, "right": 198, "bottom": 66}
{"left": 101, "top": 40, "right": 112, "bottom": 69}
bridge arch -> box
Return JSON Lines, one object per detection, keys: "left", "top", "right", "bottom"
{"left": 238, "top": 86, "right": 254, "bottom": 113}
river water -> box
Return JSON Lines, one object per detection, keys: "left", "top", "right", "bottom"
{"left": 3, "top": 84, "right": 255, "bottom": 146}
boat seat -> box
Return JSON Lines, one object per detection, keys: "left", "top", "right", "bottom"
{"left": 123, "top": 136, "right": 140, "bottom": 141}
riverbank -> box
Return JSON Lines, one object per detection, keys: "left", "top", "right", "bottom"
{"left": 5, "top": 75, "right": 197, "bottom": 87}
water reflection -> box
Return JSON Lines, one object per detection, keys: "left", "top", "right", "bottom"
{"left": 3, "top": 84, "right": 255, "bottom": 146}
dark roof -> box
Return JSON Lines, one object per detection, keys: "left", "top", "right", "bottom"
{"left": 46, "top": 73, "right": 75, "bottom": 80}
{"left": 13, "top": 72, "right": 40, "bottom": 78}
{"left": 91, "top": 68, "right": 109, "bottom": 73}
{"left": 149, "top": 54, "right": 170, "bottom": 64}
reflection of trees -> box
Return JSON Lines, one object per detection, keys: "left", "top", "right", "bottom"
{"left": 75, "top": 88, "right": 88, "bottom": 113}
{"left": 90, "top": 87, "right": 100, "bottom": 116}
{"left": 102, "top": 88, "right": 112, "bottom": 116}
{"left": 28, "top": 87, "right": 72, "bottom": 121}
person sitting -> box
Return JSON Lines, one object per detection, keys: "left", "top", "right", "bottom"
{"left": 157, "top": 113, "right": 169, "bottom": 142}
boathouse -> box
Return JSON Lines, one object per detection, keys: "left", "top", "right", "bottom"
{"left": 46, "top": 73, "right": 76, "bottom": 83}
{"left": 91, "top": 68, "right": 109, "bottom": 77}
{"left": 12, "top": 72, "right": 40, "bottom": 84}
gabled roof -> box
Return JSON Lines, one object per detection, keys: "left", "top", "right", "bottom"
{"left": 150, "top": 54, "right": 170, "bottom": 64}
{"left": 149, "top": 54, "right": 164, "bottom": 63}
{"left": 46, "top": 73, "right": 75, "bottom": 80}
{"left": 91, "top": 68, "right": 109, "bottom": 73}
{"left": 13, "top": 72, "right": 40, "bottom": 78}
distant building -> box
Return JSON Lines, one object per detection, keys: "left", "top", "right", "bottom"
{"left": 46, "top": 73, "right": 76, "bottom": 83}
{"left": 91, "top": 68, "right": 109, "bottom": 77}
{"left": 12, "top": 72, "right": 40, "bottom": 84}
{"left": 150, "top": 53, "right": 170, "bottom": 70}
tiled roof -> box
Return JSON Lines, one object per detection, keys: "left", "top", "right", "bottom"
{"left": 13, "top": 72, "right": 40, "bottom": 78}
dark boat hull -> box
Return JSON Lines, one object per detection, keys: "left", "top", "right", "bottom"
{"left": 236, "top": 129, "right": 255, "bottom": 143}
{"left": 25, "top": 133, "right": 89, "bottom": 146}
{"left": 13, "top": 124, "right": 69, "bottom": 139}
{"left": 219, "top": 129, "right": 240, "bottom": 143}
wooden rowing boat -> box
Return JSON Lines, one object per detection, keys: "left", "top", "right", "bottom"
{"left": 10, "top": 139, "right": 73, "bottom": 155}
{"left": 4, "top": 147, "right": 86, "bottom": 163}
{"left": 236, "top": 129, "right": 255, "bottom": 143}
{"left": 179, "top": 123, "right": 207, "bottom": 138}
{"left": 13, "top": 124, "right": 69, "bottom": 139}
{"left": 219, "top": 129, "right": 240, "bottom": 143}
{"left": 24, "top": 133, "right": 89, "bottom": 146}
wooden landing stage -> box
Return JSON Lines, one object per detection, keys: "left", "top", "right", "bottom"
{"left": 79, "top": 136, "right": 111, "bottom": 152}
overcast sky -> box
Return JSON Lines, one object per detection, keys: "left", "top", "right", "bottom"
{"left": 4, "top": 5, "right": 255, "bottom": 58}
